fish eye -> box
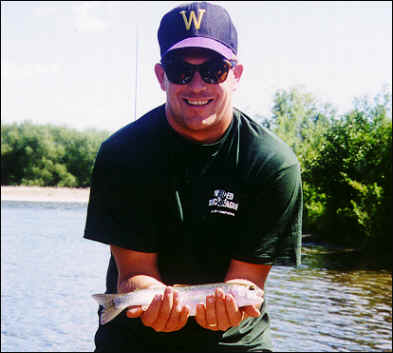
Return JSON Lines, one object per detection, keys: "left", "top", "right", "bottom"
{"left": 249, "top": 285, "right": 256, "bottom": 291}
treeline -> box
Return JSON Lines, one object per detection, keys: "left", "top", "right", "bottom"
{"left": 257, "top": 86, "right": 391, "bottom": 263}
{"left": 1, "top": 87, "right": 392, "bottom": 262}
{"left": 1, "top": 122, "right": 110, "bottom": 187}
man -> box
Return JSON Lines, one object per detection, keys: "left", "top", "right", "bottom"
{"left": 84, "top": 2, "right": 302, "bottom": 352}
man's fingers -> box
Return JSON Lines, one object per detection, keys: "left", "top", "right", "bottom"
{"left": 225, "top": 293, "right": 243, "bottom": 326}
{"left": 163, "top": 290, "right": 186, "bottom": 332}
{"left": 196, "top": 302, "right": 218, "bottom": 331}
{"left": 151, "top": 287, "right": 173, "bottom": 331}
{"left": 215, "top": 288, "right": 231, "bottom": 331}
{"left": 205, "top": 295, "right": 219, "bottom": 330}
{"left": 139, "top": 287, "right": 192, "bottom": 333}
{"left": 141, "top": 294, "right": 162, "bottom": 326}
{"left": 195, "top": 303, "right": 207, "bottom": 328}
{"left": 139, "top": 287, "right": 259, "bottom": 333}
{"left": 178, "top": 304, "right": 190, "bottom": 328}
{"left": 167, "top": 303, "right": 190, "bottom": 332}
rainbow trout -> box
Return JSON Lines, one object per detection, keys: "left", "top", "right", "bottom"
{"left": 92, "top": 282, "right": 263, "bottom": 325}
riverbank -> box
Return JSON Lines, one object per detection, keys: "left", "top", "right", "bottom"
{"left": 1, "top": 186, "right": 89, "bottom": 203}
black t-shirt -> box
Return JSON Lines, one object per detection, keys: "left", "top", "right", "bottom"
{"left": 84, "top": 104, "right": 302, "bottom": 352}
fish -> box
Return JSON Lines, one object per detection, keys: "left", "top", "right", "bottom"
{"left": 92, "top": 282, "right": 263, "bottom": 325}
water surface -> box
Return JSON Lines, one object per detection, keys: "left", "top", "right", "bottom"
{"left": 1, "top": 201, "right": 391, "bottom": 352}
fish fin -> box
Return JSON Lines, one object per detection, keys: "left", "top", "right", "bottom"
{"left": 225, "top": 280, "right": 256, "bottom": 288}
{"left": 92, "top": 294, "right": 128, "bottom": 325}
{"left": 91, "top": 293, "right": 122, "bottom": 306}
{"left": 173, "top": 284, "right": 191, "bottom": 287}
{"left": 100, "top": 304, "right": 126, "bottom": 325}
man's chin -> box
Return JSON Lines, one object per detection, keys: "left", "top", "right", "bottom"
{"left": 185, "top": 113, "right": 217, "bottom": 130}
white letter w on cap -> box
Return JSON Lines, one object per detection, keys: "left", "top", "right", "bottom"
{"left": 179, "top": 9, "right": 206, "bottom": 31}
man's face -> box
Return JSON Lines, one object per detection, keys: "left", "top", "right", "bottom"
{"left": 155, "top": 48, "right": 243, "bottom": 143}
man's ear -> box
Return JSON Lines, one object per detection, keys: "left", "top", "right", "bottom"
{"left": 231, "top": 63, "right": 243, "bottom": 91}
{"left": 154, "top": 63, "right": 167, "bottom": 92}
{"left": 233, "top": 63, "right": 243, "bottom": 82}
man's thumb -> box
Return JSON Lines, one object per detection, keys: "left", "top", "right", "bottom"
{"left": 126, "top": 306, "right": 144, "bottom": 318}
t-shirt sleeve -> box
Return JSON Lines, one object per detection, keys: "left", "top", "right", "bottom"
{"left": 232, "top": 163, "right": 303, "bottom": 267}
{"left": 83, "top": 143, "right": 159, "bottom": 252}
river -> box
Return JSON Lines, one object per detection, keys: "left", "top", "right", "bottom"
{"left": 1, "top": 200, "right": 391, "bottom": 352}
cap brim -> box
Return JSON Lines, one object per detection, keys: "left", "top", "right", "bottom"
{"left": 165, "top": 37, "right": 236, "bottom": 60}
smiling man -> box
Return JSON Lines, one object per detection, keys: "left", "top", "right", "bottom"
{"left": 155, "top": 47, "right": 243, "bottom": 143}
{"left": 84, "top": 2, "right": 303, "bottom": 352}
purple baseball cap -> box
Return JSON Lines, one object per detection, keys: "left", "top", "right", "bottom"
{"left": 158, "top": 1, "right": 238, "bottom": 60}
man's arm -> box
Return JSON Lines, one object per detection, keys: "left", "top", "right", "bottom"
{"left": 225, "top": 258, "right": 271, "bottom": 290}
{"left": 111, "top": 245, "right": 163, "bottom": 293}
{"left": 111, "top": 245, "right": 190, "bottom": 332}
{"left": 195, "top": 258, "right": 271, "bottom": 331}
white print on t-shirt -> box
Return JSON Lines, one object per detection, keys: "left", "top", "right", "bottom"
{"left": 208, "top": 189, "right": 239, "bottom": 216}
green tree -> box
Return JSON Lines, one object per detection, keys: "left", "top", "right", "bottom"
{"left": 264, "top": 86, "right": 391, "bottom": 265}
{"left": 307, "top": 91, "right": 392, "bottom": 259}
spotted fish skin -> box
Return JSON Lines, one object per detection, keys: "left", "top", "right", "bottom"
{"left": 92, "top": 282, "right": 263, "bottom": 325}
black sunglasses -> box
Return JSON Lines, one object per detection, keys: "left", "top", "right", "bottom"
{"left": 161, "top": 57, "right": 237, "bottom": 85}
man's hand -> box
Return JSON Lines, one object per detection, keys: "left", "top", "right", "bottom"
{"left": 126, "top": 287, "right": 190, "bottom": 332}
{"left": 195, "top": 287, "right": 261, "bottom": 331}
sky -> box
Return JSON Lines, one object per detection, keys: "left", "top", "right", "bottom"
{"left": 1, "top": 1, "right": 392, "bottom": 132}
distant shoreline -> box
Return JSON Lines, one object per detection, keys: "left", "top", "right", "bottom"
{"left": 1, "top": 186, "right": 89, "bottom": 203}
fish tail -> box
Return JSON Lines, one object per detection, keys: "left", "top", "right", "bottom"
{"left": 92, "top": 294, "right": 127, "bottom": 325}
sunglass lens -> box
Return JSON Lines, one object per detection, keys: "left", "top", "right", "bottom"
{"left": 201, "top": 60, "right": 230, "bottom": 84}
{"left": 164, "top": 62, "right": 194, "bottom": 84}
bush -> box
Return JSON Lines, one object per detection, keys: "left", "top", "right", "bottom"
{"left": 1, "top": 121, "right": 110, "bottom": 187}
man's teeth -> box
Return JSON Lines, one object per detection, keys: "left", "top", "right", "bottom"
{"left": 185, "top": 99, "right": 210, "bottom": 106}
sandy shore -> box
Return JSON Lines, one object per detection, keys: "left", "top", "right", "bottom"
{"left": 1, "top": 186, "right": 90, "bottom": 203}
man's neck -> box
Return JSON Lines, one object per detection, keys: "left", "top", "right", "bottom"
{"left": 165, "top": 104, "right": 234, "bottom": 144}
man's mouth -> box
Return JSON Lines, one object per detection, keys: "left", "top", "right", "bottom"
{"left": 183, "top": 98, "right": 214, "bottom": 106}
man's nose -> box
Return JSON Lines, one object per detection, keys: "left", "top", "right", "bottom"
{"left": 188, "top": 71, "right": 207, "bottom": 92}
